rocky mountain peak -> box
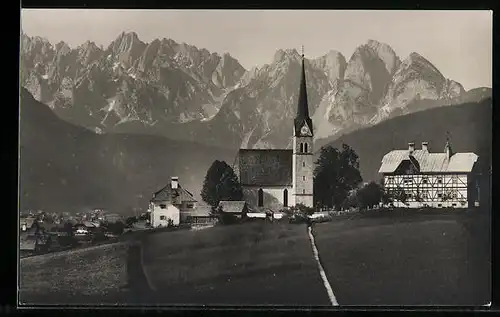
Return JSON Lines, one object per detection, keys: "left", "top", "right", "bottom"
{"left": 107, "top": 31, "right": 146, "bottom": 66}
{"left": 312, "top": 50, "right": 347, "bottom": 83}
{"left": 273, "top": 48, "right": 301, "bottom": 64}
{"left": 365, "top": 39, "right": 401, "bottom": 75}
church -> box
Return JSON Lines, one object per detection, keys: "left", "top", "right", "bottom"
{"left": 235, "top": 52, "right": 314, "bottom": 210}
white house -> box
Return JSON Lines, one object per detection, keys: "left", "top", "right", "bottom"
{"left": 234, "top": 52, "right": 314, "bottom": 211}
{"left": 149, "top": 177, "right": 197, "bottom": 227}
{"left": 379, "top": 141, "right": 480, "bottom": 208}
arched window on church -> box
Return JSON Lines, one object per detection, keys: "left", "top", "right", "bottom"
{"left": 258, "top": 188, "right": 264, "bottom": 207}
{"left": 300, "top": 143, "right": 304, "bottom": 153}
{"left": 283, "top": 189, "right": 288, "bottom": 207}
{"left": 304, "top": 143, "right": 308, "bottom": 153}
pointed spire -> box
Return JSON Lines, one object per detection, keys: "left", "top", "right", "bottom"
{"left": 296, "top": 49, "right": 310, "bottom": 119}
{"left": 294, "top": 47, "right": 313, "bottom": 137}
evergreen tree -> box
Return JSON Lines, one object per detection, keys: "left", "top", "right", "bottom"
{"left": 201, "top": 160, "right": 243, "bottom": 208}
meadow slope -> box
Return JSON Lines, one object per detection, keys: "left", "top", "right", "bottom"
{"left": 313, "top": 209, "right": 490, "bottom": 306}
{"left": 141, "top": 222, "right": 330, "bottom": 306}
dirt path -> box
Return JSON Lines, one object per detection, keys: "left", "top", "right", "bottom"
{"left": 307, "top": 225, "right": 338, "bottom": 306}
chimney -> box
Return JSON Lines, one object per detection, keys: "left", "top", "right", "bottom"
{"left": 422, "top": 142, "right": 428, "bottom": 152}
{"left": 171, "top": 176, "right": 179, "bottom": 189}
{"left": 408, "top": 142, "right": 415, "bottom": 154}
{"left": 444, "top": 141, "right": 453, "bottom": 159}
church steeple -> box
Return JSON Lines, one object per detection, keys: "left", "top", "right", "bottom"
{"left": 294, "top": 48, "right": 313, "bottom": 137}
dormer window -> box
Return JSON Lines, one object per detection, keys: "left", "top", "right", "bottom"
{"left": 159, "top": 204, "right": 167, "bottom": 209}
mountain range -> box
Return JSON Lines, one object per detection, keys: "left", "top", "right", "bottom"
{"left": 20, "top": 32, "right": 492, "bottom": 150}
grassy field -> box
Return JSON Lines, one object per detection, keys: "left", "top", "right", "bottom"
{"left": 141, "top": 221, "right": 330, "bottom": 306}
{"left": 313, "top": 208, "right": 491, "bottom": 306}
{"left": 19, "top": 241, "right": 133, "bottom": 305}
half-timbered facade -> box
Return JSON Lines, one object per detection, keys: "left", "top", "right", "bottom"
{"left": 379, "top": 141, "right": 480, "bottom": 208}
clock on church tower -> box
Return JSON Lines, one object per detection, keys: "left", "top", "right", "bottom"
{"left": 300, "top": 123, "right": 312, "bottom": 137}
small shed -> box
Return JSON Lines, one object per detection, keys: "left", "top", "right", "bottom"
{"left": 186, "top": 205, "right": 218, "bottom": 225}
{"left": 218, "top": 201, "right": 248, "bottom": 218}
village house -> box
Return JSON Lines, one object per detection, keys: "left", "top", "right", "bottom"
{"left": 379, "top": 141, "right": 480, "bottom": 208}
{"left": 218, "top": 200, "right": 249, "bottom": 219}
{"left": 149, "top": 177, "right": 197, "bottom": 227}
{"left": 234, "top": 52, "right": 314, "bottom": 211}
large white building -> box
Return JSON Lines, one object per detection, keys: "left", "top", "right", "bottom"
{"left": 149, "top": 177, "right": 197, "bottom": 227}
{"left": 234, "top": 53, "right": 314, "bottom": 210}
{"left": 379, "top": 141, "right": 480, "bottom": 208}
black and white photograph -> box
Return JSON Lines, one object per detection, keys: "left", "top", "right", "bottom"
{"left": 18, "top": 9, "right": 492, "bottom": 307}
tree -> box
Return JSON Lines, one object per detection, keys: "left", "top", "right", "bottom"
{"left": 201, "top": 160, "right": 243, "bottom": 208}
{"left": 125, "top": 216, "right": 138, "bottom": 227}
{"left": 314, "top": 144, "right": 363, "bottom": 210}
{"left": 356, "top": 182, "right": 384, "bottom": 210}
{"left": 393, "top": 187, "right": 408, "bottom": 207}
{"left": 381, "top": 190, "right": 394, "bottom": 206}
{"left": 107, "top": 221, "right": 125, "bottom": 235}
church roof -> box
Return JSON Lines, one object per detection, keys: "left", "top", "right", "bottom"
{"left": 379, "top": 150, "right": 478, "bottom": 174}
{"left": 238, "top": 149, "right": 293, "bottom": 186}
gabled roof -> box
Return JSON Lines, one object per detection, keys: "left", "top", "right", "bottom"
{"left": 188, "top": 204, "right": 214, "bottom": 217}
{"left": 238, "top": 149, "right": 293, "bottom": 186}
{"left": 379, "top": 149, "right": 478, "bottom": 174}
{"left": 218, "top": 201, "right": 247, "bottom": 214}
{"left": 151, "top": 183, "right": 197, "bottom": 204}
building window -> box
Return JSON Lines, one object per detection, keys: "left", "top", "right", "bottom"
{"left": 303, "top": 189, "right": 305, "bottom": 194}
{"left": 437, "top": 193, "right": 443, "bottom": 198}
{"left": 283, "top": 189, "right": 288, "bottom": 207}
{"left": 452, "top": 203, "right": 457, "bottom": 207}
{"left": 403, "top": 177, "right": 412, "bottom": 184}
{"left": 304, "top": 143, "right": 308, "bottom": 153}
{"left": 186, "top": 203, "right": 194, "bottom": 208}
{"left": 302, "top": 162, "right": 305, "bottom": 167}
{"left": 300, "top": 143, "right": 304, "bottom": 153}
{"left": 303, "top": 176, "right": 306, "bottom": 181}
{"left": 437, "top": 177, "right": 443, "bottom": 184}
{"left": 438, "top": 204, "right": 442, "bottom": 208}
{"left": 160, "top": 215, "right": 166, "bottom": 220}
{"left": 258, "top": 188, "right": 264, "bottom": 207}
{"left": 422, "top": 177, "right": 428, "bottom": 184}
{"left": 159, "top": 204, "right": 167, "bottom": 209}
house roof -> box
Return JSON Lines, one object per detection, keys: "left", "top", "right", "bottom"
{"left": 379, "top": 149, "right": 478, "bottom": 174}
{"left": 218, "top": 201, "right": 247, "bottom": 214}
{"left": 20, "top": 217, "right": 36, "bottom": 228}
{"left": 191, "top": 207, "right": 214, "bottom": 217}
{"left": 238, "top": 149, "right": 293, "bottom": 186}
{"left": 151, "top": 181, "right": 197, "bottom": 204}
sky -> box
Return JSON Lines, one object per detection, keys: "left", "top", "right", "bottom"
{"left": 21, "top": 10, "right": 492, "bottom": 90}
